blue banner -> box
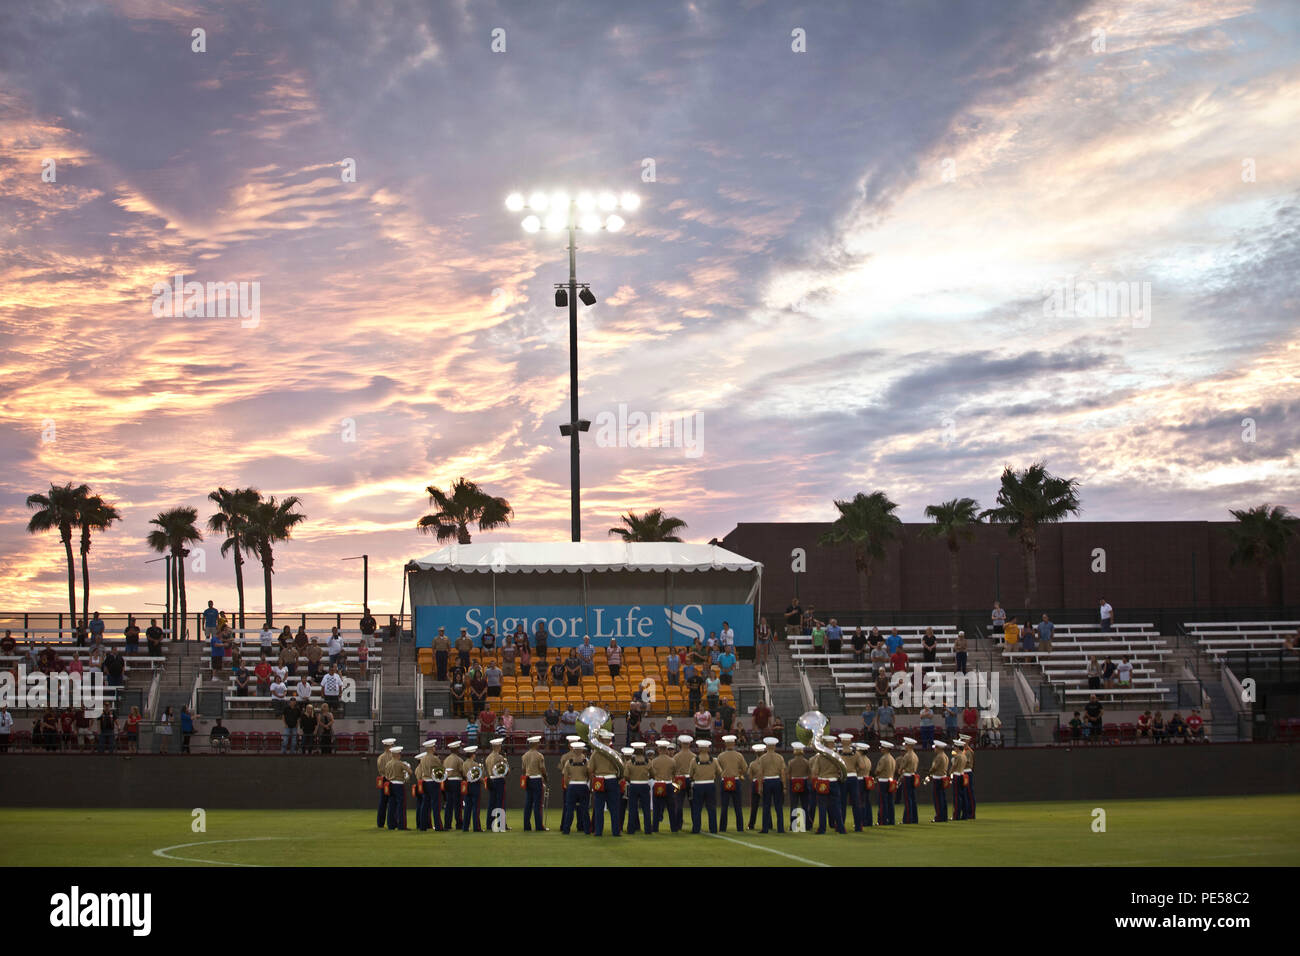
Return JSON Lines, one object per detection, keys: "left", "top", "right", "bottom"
{"left": 415, "top": 603, "right": 753, "bottom": 648}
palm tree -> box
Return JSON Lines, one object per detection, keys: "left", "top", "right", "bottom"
{"left": 26, "top": 482, "right": 90, "bottom": 626}
{"left": 76, "top": 494, "right": 122, "bottom": 622}
{"left": 818, "top": 491, "right": 903, "bottom": 613}
{"left": 981, "top": 463, "right": 1081, "bottom": 610}
{"left": 608, "top": 508, "right": 688, "bottom": 542}
{"left": 922, "top": 497, "right": 982, "bottom": 612}
{"left": 147, "top": 507, "right": 203, "bottom": 641}
{"left": 1228, "top": 504, "right": 1299, "bottom": 604}
{"left": 417, "top": 478, "right": 513, "bottom": 544}
{"left": 208, "top": 487, "right": 261, "bottom": 630}
{"left": 246, "top": 496, "right": 307, "bottom": 621}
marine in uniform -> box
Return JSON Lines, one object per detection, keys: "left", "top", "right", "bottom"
{"left": 441, "top": 740, "right": 464, "bottom": 831}
{"left": 927, "top": 740, "right": 950, "bottom": 822}
{"left": 649, "top": 738, "right": 678, "bottom": 833}
{"left": 376, "top": 737, "right": 396, "bottom": 828}
{"left": 756, "top": 741, "right": 788, "bottom": 833}
{"left": 852, "top": 742, "right": 874, "bottom": 828}
{"left": 414, "top": 739, "right": 444, "bottom": 831}
{"left": 746, "top": 741, "right": 767, "bottom": 830}
{"left": 950, "top": 739, "right": 969, "bottom": 821}
{"left": 959, "top": 734, "right": 976, "bottom": 819}
{"left": 557, "top": 734, "right": 583, "bottom": 832}
{"left": 809, "top": 737, "right": 846, "bottom": 835}
{"left": 671, "top": 734, "right": 695, "bottom": 830}
{"left": 896, "top": 736, "right": 920, "bottom": 824}
{"left": 486, "top": 737, "right": 510, "bottom": 828}
{"left": 560, "top": 740, "right": 591, "bottom": 835}
{"left": 460, "top": 745, "right": 484, "bottom": 832}
{"left": 716, "top": 734, "right": 748, "bottom": 832}
{"left": 624, "top": 741, "right": 653, "bottom": 834}
{"left": 787, "top": 741, "right": 811, "bottom": 825}
{"left": 384, "top": 745, "right": 411, "bottom": 830}
{"left": 874, "top": 741, "right": 897, "bottom": 826}
{"left": 689, "top": 739, "right": 720, "bottom": 833}
{"left": 837, "top": 733, "right": 867, "bottom": 831}
{"left": 619, "top": 747, "right": 635, "bottom": 832}
{"left": 589, "top": 730, "right": 623, "bottom": 837}
{"left": 521, "top": 735, "right": 548, "bottom": 831}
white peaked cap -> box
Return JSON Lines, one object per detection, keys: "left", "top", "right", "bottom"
{"left": 447, "top": 740, "right": 461, "bottom": 749}
{"left": 565, "top": 735, "right": 580, "bottom": 742}
{"left": 838, "top": 733, "right": 853, "bottom": 741}
{"left": 752, "top": 744, "right": 767, "bottom": 752}
{"left": 697, "top": 740, "right": 712, "bottom": 747}
{"left": 880, "top": 741, "right": 895, "bottom": 749}
{"left": 621, "top": 747, "right": 634, "bottom": 755}
{"left": 526, "top": 736, "right": 542, "bottom": 743}
{"left": 721, "top": 735, "right": 736, "bottom": 743}
{"left": 763, "top": 737, "right": 779, "bottom": 746}
{"left": 463, "top": 745, "right": 478, "bottom": 753}
{"left": 390, "top": 746, "right": 403, "bottom": 753}
{"left": 381, "top": 738, "right": 397, "bottom": 745}
{"left": 631, "top": 741, "right": 647, "bottom": 749}
{"left": 853, "top": 743, "right": 869, "bottom": 750}
{"left": 903, "top": 737, "right": 917, "bottom": 746}
{"left": 421, "top": 740, "right": 437, "bottom": 749}
{"left": 571, "top": 742, "right": 586, "bottom": 750}
{"left": 490, "top": 738, "right": 504, "bottom": 746}
{"left": 654, "top": 739, "right": 671, "bottom": 747}
{"left": 677, "top": 734, "right": 694, "bottom": 744}
{"left": 791, "top": 742, "right": 806, "bottom": 750}
{"left": 934, "top": 741, "right": 948, "bottom": 748}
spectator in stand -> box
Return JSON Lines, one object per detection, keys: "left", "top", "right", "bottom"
{"left": 1099, "top": 598, "right": 1114, "bottom": 632}
{"left": 318, "top": 704, "right": 335, "bottom": 754}
{"left": 533, "top": 622, "right": 549, "bottom": 663}
{"left": 577, "top": 636, "right": 596, "bottom": 676}
{"left": 513, "top": 642, "right": 529, "bottom": 680}
{"left": 481, "top": 625, "right": 496, "bottom": 652}
{"left": 953, "top": 631, "right": 968, "bottom": 674}
{"left": 74, "top": 619, "right": 89, "bottom": 647}
{"left": 1168, "top": 712, "right": 1188, "bottom": 741}
{"left": 295, "top": 675, "right": 313, "bottom": 706}
{"left": 359, "top": 606, "right": 377, "bottom": 639}
{"left": 321, "top": 665, "right": 344, "bottom": 717}
{"left": 277, "top": 625, "right": 293, "bottom": 650}
{"left": 666, "top": 646, "right": 681, "bottom": 685}
{"left": 254, "top": 655, "right": 272, "bottom": 696}
{"left": 606, "top": 639, "right": 623, "bottom": 678}
{"left": 294, "top": 626, "right": 310, "bottom": 654}
{"left": 59, "top": 707, "right": 75, "bottom": 750}
{"left": 305, "top": 638, "right": 323, "bottom": 679}
{"left": 1083, "top": 695, "right": 1104, "bottom": 740}
{"left": 1068, "top": 712, "right": 1083, "bottom": 740}
{"left": 0, "top": 629, "right": 15, "bottom": 656}
{"left": 300, "top": 705, "right": 317, "bottom": 754}
{"left": 802, "top": 605, "right": 817, "bottom": 636}
{"left": 769, "top": 712, "right": 785, "bottom": 742}
{"left": 500, "top": 639, "right": 515, "bottom": 677}
{"left": 708, "top": 640, "right": 721, "bottom": 670}
{"left": 0, "top": 704, "right": 12, "bottom": 752}
{"left": 942, "top": 705, "right": 958, "bottom": 740}
{"left": 720, "top": 621, "right": 736, "bottom": 651}
{"left": 89, "top": 611, "right": 105, "bottom": 645}
{"left": 157, "top": 706, "right": 173, "bottom": 753}
{"left": 67, "top": 655, "right": 83, "bottom": 680}
{"left": 543, "top": 701, "right": 561, "bottom": 744}
{"left": 210, "top": 717, "right": 231, "bottom": 754}
{"left": 469, "top": 668, "right": 489, "bottom": 715}
{"left": 202, "top": 601, "right": 219, "bottom": 640}
{"left": 485, "top": 659, "right": 503, "bottom": 697}
{"left": 686, "top": 666, "right": 705, "bottom": 714}
{"left": 1003, "top": 618, "right": 1020, "bottom": 646}
{"left": 875, "top": 665, "right": 891, "bottom": 706}
{"left": 756, "top": 618, "right": 773, "bottom": 667}
{"left": 234, "top": 665, "right": 250, "bottom": 697}
{"left": 705, "top": 669, "right": 721, "bottom": 712}
{"left": 717, "top": 645, "right": 736, "bottom": 685}
{"left": 1038, "top": 614, "right": 1055, "bottom": 652}
{"left": 512, "top": 624, "right": 529, "bottom": 658}
{"left": 209, "top": 628, "right": 225, "bottom": 677}
{"left": 270, "top": 674, "right": 288, "bottom": 715}
{"left": 455, "top": 629, "right": 473, "bottom": 669}
{"left": 810, "top": 619, "right": 827, "bottom": 662}
{"left": 981, "top": 711, "right": 1003, "bottom": 747}
{"left": 564, "top": 650, "right": 582, "bottom": 687}
{"left": 548, "top": 654, "right": 565, "bottom": 687}
{"left": 1116, "top": 656, "right": 1133, "bottom": 688}
{"left": 918, "top": 705, "right": 935, "bottom": 750}
{"left": 1152, "top": 710, "right": 1166, "bottom": 742}
{"left": 1137, "top": 710, "right": 1152, "bottom": 739}
{"left": 991, "top": 601, "right": 1006, "bottom": 638}
{"left": 885, "top": 628, "right": 903, "bottom": 655}
{"left": 1021, "top": 619, "right": 1037, "bottom": 652}
{"left": 851, "top": 626, "right": 867, "bottom": 664}
{"left": 890, "top": 644, "right": 908, "bottom": 676}
{"left": 103, "top": 647, "right": 126, "bottom": 688}
{"left": 123, "top": 617, "right": 140, "bottom": 655}
{"left": 1086, "top": 656, "right": 1102, "bottom": 689}
{"left": 278, "top": 640, "right": 298, "bottom": 678}
{"left": 88, "top": 643, "right": 104, "bottom": 674}
{"left": 877, "top": 703, "right": 896, "bottom": 739}
{"left": 96, "top": 706, "right": 116, "bottom": 753}
{"left": 560, "top": 703, "right": 579, "bottom": 735}
{"left": 1102, "top": 657, "right": 1118, "bottom": 689}
{"left": 784, "top": 597, "right": 802, "bottom": 636}
{"left": 921, "top": 628, "right": 937, "bottom": 664}
{"left": 870, "top": 642, "right": 889, "bottom": 670}
{"left": 499, "top": 706, "right": 514, "bottom": 736}
{"left": 260, "top": 621, "right": 275, "bottom": 655}
{"left": 1186, "top": 709, "right": 1205, "bottom": 741}
{"left": 751, "top": 699, "right": 771, "bottom": 736}
{"left": 693, "top": 705, "right": 712, "bottom": 741}
{"left": 626, "top": 698, "right": 645, "bottom": 745}
{"left": 433, "top": 627, "right": 451, "bottom": 681}
{"left": 962, "top": 706, "right": 979, "bottom": 737}
{"left": 861, "top": 703, "right": 877, "bottom": 741}
{"left": 716, "top": 697, "right": 736, "bottom": 735}
{"left": 281, "top": 699, "right": 301, "bottom": 753}
{"left": 826, "top": 618, "right": 843, "bottom": 657}
{"left": 228, "top": 640, "right": 243, "bottom": 676}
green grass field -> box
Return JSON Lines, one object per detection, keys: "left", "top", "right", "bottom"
{"left": 2, "top": 796, "right": 1296, "bottom": 867}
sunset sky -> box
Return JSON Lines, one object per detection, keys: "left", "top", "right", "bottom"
{"left": 1, "top": 0, "right": 1296, "bottom": 615}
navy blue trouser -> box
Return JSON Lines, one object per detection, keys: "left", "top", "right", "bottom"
{"left": 652, "top": 784, "right": 679, "bottom": 832}
{"left": 626, "top": 783, "right": 652, "bottom": 833}
{"left": 932, "top": 777, "right": 949, "bottom": 821}
{"left": 816, "top": 781, "right": 845, "bottom": 834}
{"left": 461, "top": 781, "right": 482, "bottom": 831}
{"left": 385, "top": 783, "right": 407, "bottom": 829}
{"left": 591, "top": 778, "right": 622, "bottom": 835}
{"left": 691, "top": 781, "right": 718, "bottom": 833}
{"left": 376, "top": 786, "right": 389, "bottom": 828}
{"left": 901, "top": 774, "right": 919, "bottom": 824}
{"left": 488, "top": 777, "right": 507, "bottom": 824}
{"left": 761, "top": 778, "right": 785, "bottom": 833}
{"left": 415, "top": 782, "right": 432, "bottom": 830}
{"left": 876, "top": 780, "right": 895, "bottom": 825}
{"left": 719, "top": 780, "right": 744, "bottom": 831}
{"left": 442, "top": 779, "right": 462, "bottom": 830}
{"left": 523, "top": 777, "right": 544, "bottom": 830}
{"left": 561, "top": 782, "right": 590, "bottom": 834}
{"left": 846, "top": 777, "right": 869, "bottom": 830}
{"left": 966, "top": 771, "right": 976, "bottom": 818}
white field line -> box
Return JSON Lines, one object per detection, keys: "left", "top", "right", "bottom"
{"left": 152, "top": 836, "right": 290, "bottom": 866}
{"left": 704, "top": 831, "right": 832, "bottom": 867}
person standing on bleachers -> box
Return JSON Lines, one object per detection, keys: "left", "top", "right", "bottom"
{"left": 784, "top": 597, "right": 802, "bottom": 636}
{"left": 305, "top": 638, "right": 323, "bottom": 680}
{"left": 990, "top": 602, "right": 1005, "bottom": 639}
{"left": 281, "top": 699, "right": 301, "bottom": 753}
{"left": 123, "top": 617, "right": 140, "bottom": 656}
{"left": 318, "top": 703, "right": 334, "bottom": 753}
{"left": 455, "top": 629, "right": 473, "bottom": 669}
{"left": 921, "top": 628, "right": 936, "bottom": 664}
{"left": 321, "top": 665, "right": 344, "bottom": 717}
{"left": 1099, "top": 598, "right": 1114, "bottom": 632}
{"left": 432, "top": 627, "right": 450, "bottom": 681}
{"left": 1038, "top": 614, "right": 1055, "bottom": 652}
{"left": 277, "top": 640, "right": 297, "bottom": 678}
{"left": 953, "top": 631, "right": 967, "bottom": 674}
{"left": 260, "top": 621, "right": 274, "bottom": 656}
{"left": 202, "top": 602, "right": 219, "bottom": 641}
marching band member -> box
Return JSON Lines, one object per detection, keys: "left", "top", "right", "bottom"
{"left": 689, "top": 739, "right": 721, "bottom": 833}
{"left": 787, "top": 741, "right": 811, "bottom": 825}
{"left": 521, "top": 735, "right": 548, "bottom": 832}
{"left": 756, "top": 741, "right": 787, "bottom": 834}
{"left": 486, "top": 737, "right": 509, "bottom": 829}
{"left": 838, "top": 733, "right": 867, "bottom": 832}
{"left": 619, "top": 747, "right": 635, "bottom": 832}
{"left": 927, "top": 740, "right": 950, "bottom": 822}
{"left": 441, "top": 740, "right": 465, "bottom": 831}
{"left": 717, "top": 734, "right": 748, "bottom": 832}
{"left": 672, "top": 734, "right": 695, "bottom": 828}
{"left": 384, "top": 745, "right": 411, "bottom": 831}
{"left": 415, "top": 739, "right": 444, "bottom": 832}
{"left": 874, "top": 741, "right": 896, "bottom": 826}
{"left": 810, "top": 736, "right": 846, "bottom": 834}
{"left": 649, "top": 738, "right": 678, "bottom": 833}
{"left": 624, "top": 741, "right": 653, "bottom": 834}
{"left": 560, "top": 740, "right": 591, "bottom": 835}
{"left": 852, "top": 742, "right": 873, "bottom": 828}
{"left": 460, "top": 745, "right": 484, "bottom": 832}
{"left": 746, "top": 742, "right": 765, "bottom": 830}
{"left": 589, "top": 730, "right": 623, "bottom": 837}
{"left": 896, "top": 737, "right": 920, "bottom": 824}
{"left": 376, "top": 737, "right": 396, "bottom": 829}
{"left": 959, "top": 734, "right": 976, "bottom": 819}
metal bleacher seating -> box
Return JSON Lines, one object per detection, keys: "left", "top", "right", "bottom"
{"left": 1000, "top": 622, "right": 1173, "bottom": 703}
{"left": 1185, "top": 620, "right": 1298, "bottom": 661}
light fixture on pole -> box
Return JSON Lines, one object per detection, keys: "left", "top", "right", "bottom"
{"left": 341, "top": 554, "right": 369, "bottom": 611}
{"left": 505, "top": 187, "right": 639, "bottom": 541}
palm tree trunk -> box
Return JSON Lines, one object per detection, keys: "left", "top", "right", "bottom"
{"left": 80, "top": 531, "right": 91, "bottom": 624}
{"left": 62, "top": 530, "right": 77, "bottom": 628}
{"left": 176, "top": 552, "right": 187, "bottom": 641}
{"left": 857, "top": 547, "right": 871, "bottom": 613}
{"left": 262, "top": 546, "right": 274, "bottom": 622}
{"left": 1259, "top": 565, "right": 1268, "bottom": 604}
{"left": 949, "top": 547, "right": 961, "bottom": 612}
{"left": 170, "top": 552, "right": 179, "bottom": 640}
{"left": 233, "top": 539, "right": 246, "bottom": 630}
{"left": 1024, "top": 549, "right": 1037, "bottom": 611}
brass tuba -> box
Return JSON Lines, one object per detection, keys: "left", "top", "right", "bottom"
{"left": 577, "top": 705, "right": 626, "bottom": 775}
{"left": 797, "top": 710, "right": 847, "bottom": 782}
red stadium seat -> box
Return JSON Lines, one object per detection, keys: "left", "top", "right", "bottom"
{"left": 1119, "top": 722, "right": 1136, "bottom": 742}
{"left": 1103, "top": 723, "right": 1120, "bottom": 743}
{"left": 230, "top": 731, "right": 248, "bottom": 752}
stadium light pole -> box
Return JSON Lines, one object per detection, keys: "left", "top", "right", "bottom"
{"left": 341, "top": 554, "right": 369, "bottom": 610}
{"left": 506, "top": 189, "right": 638, "bottom": 541}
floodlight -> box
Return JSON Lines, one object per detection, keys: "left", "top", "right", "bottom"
{"left": 555, "top": 288, "right": 568, "bottom": 307}
{"left": 505, "top": 193, "right": 525, "bottom": 211}
{"left": 619, "top": 192, "right": 640, "bottom": 211}
{"left": 544, "top": 211, "right": 567, "bottom": 231}
{"left": 598, "top": 192, "right": 618, "bottom": 212}
{"left": 578, "top": 287, "right": 596, "bottom": 306}
{"left": 576, "top": 191, "right": 596, "bottom": 212}
{"left": 522, "top": 215, "right": 541, "bottom": 233}
{"left": 579, "top": 213, "right": 602, "bottom": 232}
{"left": 528, "top": 191, "right": 549, "bottom": 211}
{"left": 550, "top": 191, "right": 570, "bottom": 211}
{"left": 605, "top": 214, "right": 625, "bottom": 232}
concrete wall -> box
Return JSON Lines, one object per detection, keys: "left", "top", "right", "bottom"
{"left": 0, "top": 743, "right": 1294, "bottom": 808}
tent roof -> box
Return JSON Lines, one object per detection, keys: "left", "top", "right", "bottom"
{"left": 406, "top": 541, "right": 761, "bottom": 574}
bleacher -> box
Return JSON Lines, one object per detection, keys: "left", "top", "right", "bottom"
{"left": 1185, "top": 621, "right": 1298, "bottom": 661}
{"left": 205, "top": 633, "right": 382, "bottom": 713}
{"left": 0, "top": 639, "right": 166, "bottom": 713}
{"left": 787, "top": 626, "right": 961, "bottom": 709}
{"left": 1000, "top": 622, "right": 1173, "bottom": 703}
{"left": 418, "top": 644, "right": 736, "bottom": 717}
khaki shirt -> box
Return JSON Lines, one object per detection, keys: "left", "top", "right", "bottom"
{"left": 385, "top": 759, "right": 411, "bottom": 784}
{"left": 839, "top": 749, "right": 861, "bottom": 775}
{"left": 949, "top": 751, "right": 966, "bottom": 773}
{"left": 625, "top": 757, "right": 652, "bottom": 782}
{"left": 896, "top": 750, "right": 919, "bottom": 775}
{"left": 717, "top": 748, "right": 748, "bottom": 779}
{"left": 522, "top": 749, "right": 547, "bottom": 778}
{"left": 963, "top": 748, "right": 975, "bottom": 770}
{"left": 672, "top": 749, "right": 695, "bottom": 778}
{"left": 787, "top": 754, "right": 810, "bottom": 778}
{"left": 305, "top": 644, "right": 323, "bottom": 662}
{"left": 486, "top": 752, "right": 509, "bottom": 778}
{"left": 857, "top": 753, "right": 874, "bottom": 777}
{"left": 443, "top": 753, "right": 464, "bottom": 778}
{"left": 759, "top": 751, "right": 787, "bottom": 782}
{"left": 690, "top": 754, "right": 721, "bottom": 783}
{"left": 462, "top": 757, "right": 482, "bottom": 782}
{"left": 433, "top": 635, "right": 451, "bottom": 652}
{"left": 566, "top": 754, "right": 590, "bottom": 784}
{"left": 649, "top": 754, "right": 675, "bottom": 782}
{"left": 415, "top": 751, "right": 443, "bottom": 780}
{"left": 929, "top": 751, "right": 950, "bottom": 777}
{"left": 278, "top": 646, "right": 298, "bottom": 667}
{"left": 377, "top": 750, "right": 394, "bottom": 776}
{"left": 808, "top": 753, "right": 839, "bottom": 780}
{"left": 874, "top": 752, "right": 896, "bottom": 778}
{"left": 589, "top": 748, "right": 621, "bottom": 778}
{"left": 454, "top": 636, "right": 473, "bottom": 654}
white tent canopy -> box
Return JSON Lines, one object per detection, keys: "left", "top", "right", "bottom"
{"left": 406, "top": 541, "right": 761, "bottom": 574}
